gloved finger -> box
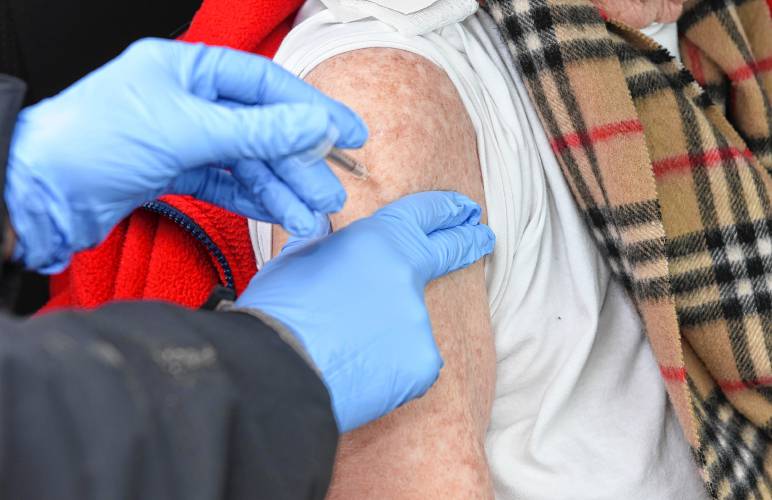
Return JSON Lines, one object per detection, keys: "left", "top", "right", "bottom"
{"left": 425, "top": 223, "right": 495, "bottom": 281}
{"left": 176, "top": 42, "right": 368, "bottom": 148}
{"left": 230, "top": 159, "right": 319, "bottom": 236}
{"left": 166, "top": 167, "right": 275, "bottom": 222}
{"left": 278, "top": 212, "right": 332, "bottom": 256}
{"left": 375, "top": 191, "right": 482, "bottom": 235}
{"left": 181, "top": 98, "right": 336, "bottom": 165}
{"left": 268, "top": 155, "right": 347, "bottom": 214}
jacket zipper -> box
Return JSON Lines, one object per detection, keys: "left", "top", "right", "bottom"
{"left": 142, "top": 201, "right": 235, "bottom": 290}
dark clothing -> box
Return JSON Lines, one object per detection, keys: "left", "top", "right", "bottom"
{"left": 0, "top": 303, "right": 337, "bottom": 500}
{"left": 1, "top": 0, "right": 202, "bottom": 314}
{"left": 0, "top": 75, "right": 337, "bottom": 500}
{"left": 1, "top": 0, "right": 201, "bottom": 105}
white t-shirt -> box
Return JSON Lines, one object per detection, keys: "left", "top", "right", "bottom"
{"left": 249, "top": 3, "right": 706, "bottom": 499}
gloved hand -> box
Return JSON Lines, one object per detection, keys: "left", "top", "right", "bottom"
{"left": 235, "top": 191, "right": 495, "bottom": 432}
{"left": 6, "top": 38, "right": 367, "bottom": 272}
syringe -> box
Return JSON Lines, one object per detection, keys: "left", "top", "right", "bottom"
{"left": 326, "top": 147, "right": 369, "bottom": 179}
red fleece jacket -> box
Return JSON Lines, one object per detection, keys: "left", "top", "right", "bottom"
{"left": 43, "top": 0, "right": 303, "bottom": 312}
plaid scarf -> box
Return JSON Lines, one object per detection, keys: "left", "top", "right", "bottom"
{"left": 482, "top": 0, "right": 772, "bottom": 497}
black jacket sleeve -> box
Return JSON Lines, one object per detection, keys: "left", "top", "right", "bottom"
{"left": 0, "top": 76, "right": 338, "bottom": 499}
{"left": 0, "top": 302, "right": 338, "bottom": 500}
{"left": 0, "top": 74, "right": 25, "bottom": 310}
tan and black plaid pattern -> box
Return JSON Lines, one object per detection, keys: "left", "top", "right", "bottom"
{"left": 680, "top": 0, "right": 772, "bottom": 169}
{"left": 483, "top": 0, "right": 772, "bottom": 497}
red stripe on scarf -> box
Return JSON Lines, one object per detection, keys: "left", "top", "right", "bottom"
{"left": 719, "top": 376, "right": 772, "bottom": 392}
{"left": 728, "top": 57, "right": 772, "bottom": 82}
{"left": 549, "top": 119, "right": 643, "bottom": 153}
{"left": 683, "top": 39, "right": 706, "bottom": 86}
{"left": 652, "top": 147, "right": 752, "bottom": 176}
{"left": 660, "top": 365, "right": 687, "bottom": 381}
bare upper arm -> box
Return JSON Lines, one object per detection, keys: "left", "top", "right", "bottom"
{"left": 273, "top": 48, "right": 495, "bottom": 499}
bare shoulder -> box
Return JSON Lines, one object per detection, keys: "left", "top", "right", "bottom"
{"left": 303, "top": 48, "right": 484, "bottom": 222}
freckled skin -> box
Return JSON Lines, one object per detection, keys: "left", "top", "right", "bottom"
{"left": 591, "top": 0, "right": 686, "bottom": 28}
{"left": 273, "top": 49, "right": 496, "bottom": 499}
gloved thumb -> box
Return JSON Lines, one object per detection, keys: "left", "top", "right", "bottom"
{"left": 427, "top": 223, "right": 495, "bottom": 280}
{"left": 278, "top": 212, "right": 333, "bottom": 256}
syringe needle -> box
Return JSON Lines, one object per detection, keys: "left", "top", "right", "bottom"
{"left": 326, "top": 147, "right": 369, "bottom": 179}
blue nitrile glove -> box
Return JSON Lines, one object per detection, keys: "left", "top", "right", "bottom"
{"left": 234, "top": 191, "right": 496, "bottom": 432}
{"left": 5, "top": 38, "right": 367, "bottom": 272}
